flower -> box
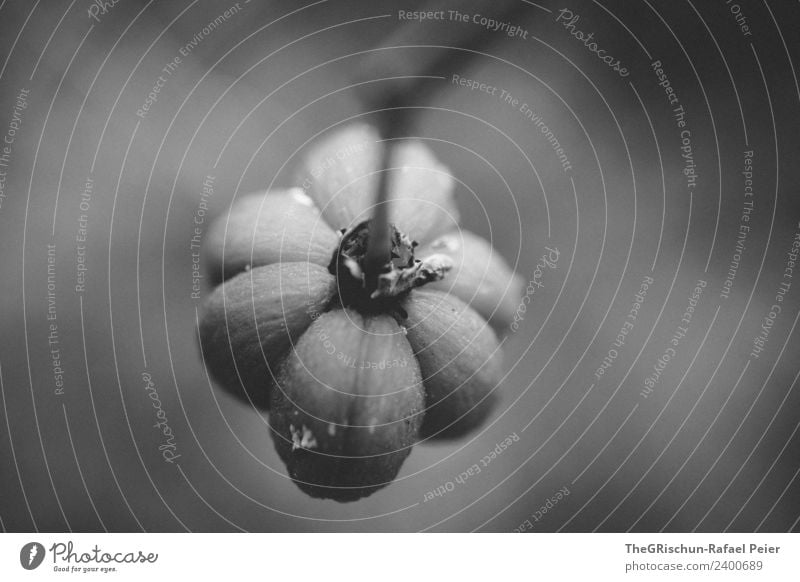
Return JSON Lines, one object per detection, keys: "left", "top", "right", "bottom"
{"left": 199, "top": 123, "right": 523, "bottom": 501}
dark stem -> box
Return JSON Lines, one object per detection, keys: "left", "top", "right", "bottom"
{"left": 360, "top": 2, "right": 533, "bottom": 279}
{"left": 362, "top": 142, "right": 394, "bottom": 280}
{"left": 363, "top": 102, "right": 406, "bottom": 283}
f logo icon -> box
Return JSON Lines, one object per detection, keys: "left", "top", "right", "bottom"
{"left": 20, "top": 542, "right": 45, "bottom": 570}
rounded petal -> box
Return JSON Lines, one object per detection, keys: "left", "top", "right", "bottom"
{"left": 387, "top": 140, "right": 460, "bottom": 245}
{"left": 417, "top": 231, "right": 523, "bottom": 335}
{"left": 295, "top": 123, "right": 382, "bottom": 231}
{"left": 270, "top": 309, "right": 424, "bottom": 502}
{"left": 205, "top": 189, "right": 339, "bottom": 285}
{"left": 198, "top": 262, "right": 335, "bottom": 409}
{"left": 296, "top": 124, "right": 459, "bottom": 244}
{"left": 402, "top": 290, "right": 503, "bottom": 440}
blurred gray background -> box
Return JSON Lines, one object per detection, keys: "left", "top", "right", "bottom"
{"left": 1, "top": 0, "right": 799, "bottom": 532}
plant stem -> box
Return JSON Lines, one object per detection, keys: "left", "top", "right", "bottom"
{"left": 363, "top": 142, "right": 393, "bottom": 280}
{"left": 358, "top": 2, "right": 533, "bottom": 282}
{"left": 363, "top": 99, "right": 405, "bottom": 282}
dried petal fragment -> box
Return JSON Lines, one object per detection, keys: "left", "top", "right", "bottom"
{"left": 402, "top": 290, "right": 503, "bottom": 439}
{"left": 205, "top": 189, "right": 339, "bottom": 284}
{"left": 270, "top": 309, "right": 424, "bottom": 501}
{"left": 328, "top": 220, "right": 452, "bottom": 306}
{"left": 417, "top": 231, "right": 523, "bottom": 334}
{"left": 199, "top": 263, "right": 335, "bottom": 408}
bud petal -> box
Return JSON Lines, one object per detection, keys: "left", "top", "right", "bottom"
{"left": 296, "top": 125, "right": 459, "bottom": 245}
{"left": 205, "top": 189, "right": 339, "bottom": 284}
{"left": 417, "top": 231, "right": 523, "bottom": 334}
{"left": 199, "top": 263, "right": 335, "bottom": 408}
{"left": 402, "top": 290, "right": 503, "bottom": 439}
{"left": 270, "top": 308, "right": 424, "bottom": 501}
{"left": 387, "top": 140, "right": 460, "bottom": 245}
{"left": 296, "top": 123, "right": 382, "bottom": 230}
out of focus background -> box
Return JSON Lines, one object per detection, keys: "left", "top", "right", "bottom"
{"left": 1, "top": 0, "right": 799, "bottom": 532}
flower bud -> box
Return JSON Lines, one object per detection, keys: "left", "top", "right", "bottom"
{"left": 402, "top": 290, "right": 503, "bottom": 439}
{"left": 418, "top": 231, "right": 523, "bottom": 334}
{"left": 296, "top": 124, "right": 460, "bottom": 243}
{"left": 199, "top": 262, "right": 335, "bottom": 408}
{"left": 199, "top": 123, "right": 523, "bottom": 501}
{"left": 270, "top": 308, "right": 424, "bottom": 501}
{"left": 205, "top": 189, "right": 338, "bottom": 285}
{"left": 386, "top": 140, "right": 460, "bottom": 245}
{"left": 295, "top": 123, "right": 382, "bottom": 230}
